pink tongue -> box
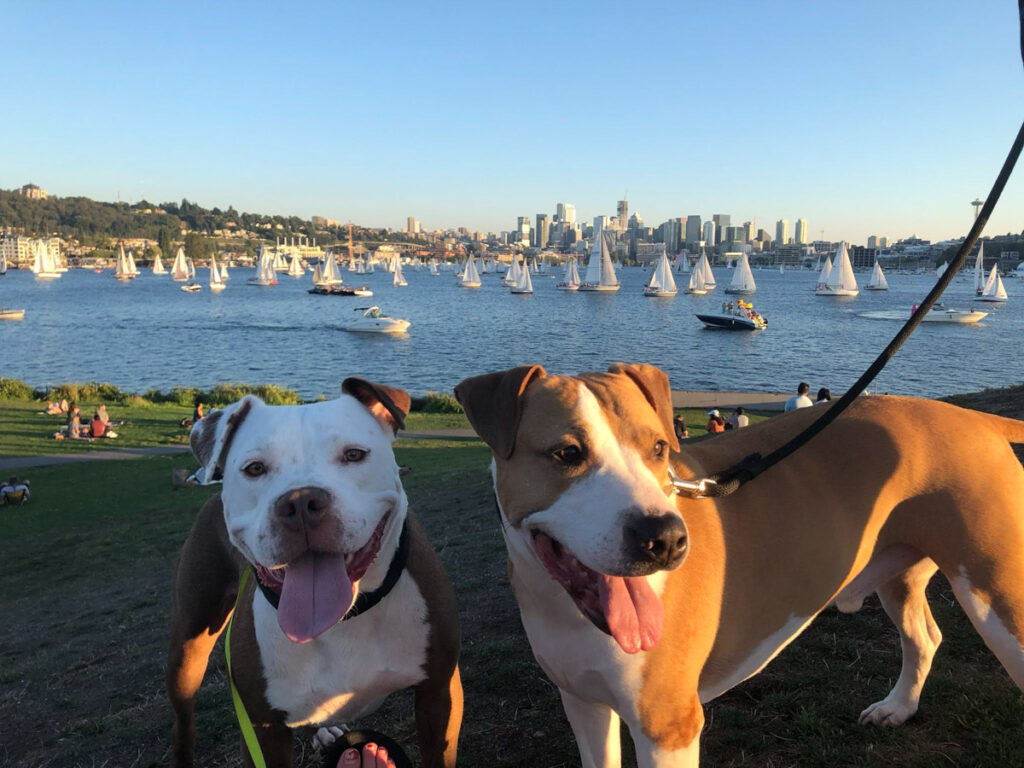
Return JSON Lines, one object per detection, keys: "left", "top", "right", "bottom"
{"left": 597, "top": 574, "right": 664, "bottom": 654}
{"left": 278, "top": 552, "right": 354, "bottom": 643}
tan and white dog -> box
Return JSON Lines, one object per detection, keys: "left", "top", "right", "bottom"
{"left": 455, "top": 363, "right": 1024, "bottom": 768}
{"left": 167, "top": 378, "right": 461, "bottom": 768}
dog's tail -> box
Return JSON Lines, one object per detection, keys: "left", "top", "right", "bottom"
{"left": 975, "top": 411, "right": 1024, "bottom": 446}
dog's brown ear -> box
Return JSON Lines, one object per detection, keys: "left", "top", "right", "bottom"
{"left": 342, "top": 377, "right": 411, "bottom": 435}
{"left": 454, "top": 365, "right": 547, "bottom": 459}
{"left": 608, "top": 363, "right": 679, "bottom": 452}
{"left": 189, "top": 395, "right": 259, "bottom": 483}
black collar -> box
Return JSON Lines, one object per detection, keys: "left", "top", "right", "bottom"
{"left": 255, "top": 520, "right": 410, "bottom": 622}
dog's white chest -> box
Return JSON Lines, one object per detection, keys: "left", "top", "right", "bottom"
{"left": 254, "top": 572, "right": 430, "bottom": 727}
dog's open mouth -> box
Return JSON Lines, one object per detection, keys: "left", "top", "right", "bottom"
{"left": 532, "top": 531, "right": 664, "bottom": 654}
{"left": 255, "top": 513, "right": 391, "bottom": 644}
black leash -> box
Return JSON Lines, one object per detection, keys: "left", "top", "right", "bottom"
{"left": 256, "top": 520, "right": 410, "bottom": 620}
{"left": 674, "top": 3, "right": 1024, "bottom": 499}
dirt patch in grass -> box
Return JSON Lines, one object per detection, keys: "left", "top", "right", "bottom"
{"left": 2, "top": 397, "right": 1024, "bottom": 766}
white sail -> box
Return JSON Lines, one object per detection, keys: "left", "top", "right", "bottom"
{"left": 512, "top": 262, "right": 533, "bottom": 293}
{"left": 725, "top": 253, "right": 756, "bottom": 294}
{"left": 320, "top": 250, "right": 343, "bottom": 285}
{"left": 393, "top": 258, "right": 407, "bottom": 286}
{"left": 153, "top": 252, "right": 166, "bottom": 274}
{"left": 582, "top": 231, "right": 620, "bottom": 289}
{"left": 0, "top": 251, "right": 6, "bottom": 274}
{"left": 686, "top": 267, "right": 706, "bottom": 293}
{"left": 693, "top": 252, "right": 715, "bottom": 290}
{"left": 504, "top": 258, "right": 519, "bottom": 286}
{"left": 32, "top": 240, "right": 60, "bottom": 278}
{"left": 816, "top": 256, "right": 833, "bottom": 288}
{"left": 287, "top": 253, "right": 305, "bottom": 277}
{"left": 460, "top": 254, "right": 481, "bottom": 286}
{"left": 210, "top": 253, "right": 226, "bottom": 291}
{"left": 273, "top": 249, "right": 289, "bottom": 271}
{"left": 220, "top": 262, "right": 230, "bottom": 280}
{"left": 429, "top": 259, "right": 439, "bottom": 276}
{"left": 312, "top": 261, "right": 324, "bottom": 284}
{"left": 171, "top": 247, "right": 190, "bottom": 281}
{"left": 865, "top": 261, "right": 888, "bottom": 290}
{"left": 114, "top": 244, "right": 129, "bottom": 279}
{"left": 976, "top": 263, "right": 1008, "bottom": 301}
{"left": 646, "top": 252, "right": 678, "bottom": 294}
{"left": 127, "top": 250, "right": 139, "bottom": 276}
{"left": 673, "top": 255, "right": 691, "bottom": 274}
{"left": 818, "top": 243, "right": 858, "bottom": 295}
{"left": 974, "top": 243, "right": 986, "bottom": 294}
{"left": 562, "top": 257, "right": 581, "bottom": 284}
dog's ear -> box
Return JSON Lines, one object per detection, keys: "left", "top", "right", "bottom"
{"left": 189, "top": 395, "right": 260, "bottom": 483}
{"left": 608, "top": 363, "right": 679, "bottom": 452}
{"left": 342, "top": 377, "right": 411, "bottom": 435}
{"left": 454, "top": 365, "right": 546, "bottom": 459}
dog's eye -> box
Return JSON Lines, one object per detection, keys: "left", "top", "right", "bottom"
{"left": 243, "top": 461, "right": 266, "bottom": 478}
{"left": 552, "top": 445, "right": 584, "bottom": 466}
{"left": 341, "top": 448, "right": 368, "bottom": 463}
{"left": 653, "top": 440, "right": 668, "bottom": 458}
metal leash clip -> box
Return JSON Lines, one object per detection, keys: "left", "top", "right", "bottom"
{"left": 667, "top": 464, "right": 718, "bottom": 498}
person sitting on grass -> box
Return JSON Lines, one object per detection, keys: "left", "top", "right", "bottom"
{"left": 45, "top": 401, "right": 63, "bottom": 415}
{"left": 66, "top": 402, "right": 87, "bottom": 440}
{"left": 706, "top": 409, "right": 726, "bottom": 434}
{"left": 0, "top": 476, "right": 31, "bottom": 505}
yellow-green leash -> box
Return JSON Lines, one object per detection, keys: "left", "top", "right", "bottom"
{"left": 225, "top": 567, "right": 266, "bottom": 768}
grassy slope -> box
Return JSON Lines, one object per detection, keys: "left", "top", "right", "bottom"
{"left": 1, "top": 393, "right": 1022, "bottom": 766}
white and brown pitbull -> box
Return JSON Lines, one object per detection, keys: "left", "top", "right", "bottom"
{"left": 167, "top": 378, "right": 461, "bottom": 768}
{"left": 455, "top": 362, "right": 1024, "bottom": 768}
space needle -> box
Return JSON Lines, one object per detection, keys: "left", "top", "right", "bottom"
{"left": 971, "top": 198, "right": 985, "bottom": 220}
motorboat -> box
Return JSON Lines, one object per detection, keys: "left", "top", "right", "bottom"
{"left": 918, "top": 304, "right": 987, "bottom": 324}
{"left": 696, "top": 301, "right": 767, "bottom": 330}
{"left": 0, "top": 308, "right": 26, "bottom": 320}
{"left": 180, "top": 281, "right": 201, "bottom": 292}
{"left": 308, "top": 285, "right": 373, "bottom": 297}
{"left": 341, "top": 306, "right": 411, "bottom": 334}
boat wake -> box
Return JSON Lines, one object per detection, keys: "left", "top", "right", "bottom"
{"left": 858, "top": 310, "right": 909, "bottom": 321}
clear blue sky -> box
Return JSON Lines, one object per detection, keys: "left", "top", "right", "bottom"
{"left": 5, "top": 1, "right": 1023, "bottom": 243}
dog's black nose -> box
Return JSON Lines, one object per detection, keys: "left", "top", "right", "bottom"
{"left": 273, "top": 486, "right": 332, "bottom": 530}
{"left": 624, "top": 512, "right": 688, "bottom": 571}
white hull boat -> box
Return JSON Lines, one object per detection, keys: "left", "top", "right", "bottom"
{"left": 459, "top": 255, "right": 482, "bottom": 288}
{"left": 180, "top": 282, "right": 201, "bottom": 292}
{"left": 723, "top": 253, "right": 756, "bottom": 295}
{"left": 816, "top": 243, "right": 859, "bottom": 297}
{"left": 918, "top": 304, "right": 987, "bottom": 323}
{"left": 0, "top": 308, "right": 26, "bottom": 320}
{"left": 579, "top": 230, "right": 620, "bottom": 292}
{"left": 342, "top": 306, "right": 411, "bottom": 334}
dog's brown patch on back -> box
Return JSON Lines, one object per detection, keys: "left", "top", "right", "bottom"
{"left": 189, "top": 409, "right": 224, "bottom": 467}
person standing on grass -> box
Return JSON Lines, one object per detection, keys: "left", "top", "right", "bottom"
{"left": 784, "top": 383, "right": 813, "bottom": 412}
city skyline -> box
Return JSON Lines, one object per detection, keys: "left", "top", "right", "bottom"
{"left": 4, "top": 2, "right": 1023, "bottom": 244}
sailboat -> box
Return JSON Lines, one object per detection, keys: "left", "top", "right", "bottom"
{"left": 0, "top": 251, "right": 7, "bottom": 275}
{"left": 935, "top": 261, "right": 949, "bottom": 278}
{"left": 114, "top": 244, "right": 136, "bottom": 281}
{"left": 152, "top": 251, "right": 166, "bottom": 275}
{"left": 393, "top": 256, "right": 408, "bottom": 287}
{"left": 693, "top": 251, "right": 715, "bottom": 291}
{"left": 557, "top": 257, "right": 581, "bottom": 291}
{"left": 127, "top": 249, "right": 139, "bottom": 278}
{"left": 510, "top": 261, "right": 534, "bottom": 294}
{"left": 579, "top": 231, "right": 620, "bottom": 292}
{"left": 248, "top": 247, "right": 278, "bottom": 286}
{"left": 724, "top": 253, "right": 756, "bottom": 295}
{"left": 644, "top": 251, "right": 678, "bottom": 297}
{"left": 684, "top": 266, "right": 707, "bottom": 295}
{"left": 171, "top": 247, "right": 191, "bottom": 281}
{"left": 864, "top": 261, "right": 889, "bottom": 291}
{"left": 314, "top": 249, "right": 344, "bottom": 286}
{"left": 312, "top": 261, "right": 324, "bottom": 285}
{"left": 272, "top": 248, "right": 289, "bottom": 271}
{"left": 974, "top": 243, "right": 987, "bottom": 295}
{"left": 287, "top": 253, "right": 305, "bottom": 277}
{"left": 814, "top": 256, "right": 833, "bottom": 291}
{"left": 815, "top": 243, "right": 858, "bottom": 296}
{"left": 209, "top": 253, "right": 226, "bottom": 292}
{"left": 503, "top": 258, "right": 519, "bottom": 286}
{"left": 778, "top": 264, "right": 785, "bottom": 275}
{"left": 429, "top": 259, "right": 440, "bottom": 276}
{"left": 180, "top": 257, "right": 200, "bottom": 291}
{"left": 31, "top": 240, "right": 61, "bottom": 279}
{"left": 973, "top": 264, "right": 1008, "bottom": 303}
{"left": 220, "top": 262, "right": 230, "bottom": 280}
{"left": 459, "top": 254, "right": 482, "bottom": 288}
{"left": 673, "top": 255, "right": 691, "bottom": 274}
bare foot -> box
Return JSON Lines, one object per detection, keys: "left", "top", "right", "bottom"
{"left": 337, "top": 742, "right": 396, "bottom": 768}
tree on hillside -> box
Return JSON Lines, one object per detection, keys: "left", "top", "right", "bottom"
{"left": 157, "top": 227, "right": 175, "bottom": 257}
{"left": 184, "top": 232, "right": 209, "bottom": 262}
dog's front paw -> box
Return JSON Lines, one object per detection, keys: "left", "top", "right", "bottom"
{"left": 859, "top": 696, "right": 917, "bottom": 727}
{"left": 312, "top": 725, "right": 348, "bottom": 750}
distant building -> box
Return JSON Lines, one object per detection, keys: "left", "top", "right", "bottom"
{"left": 535, "top": 214, "right": 550, "bottom": 248}
{"left": 742, "top": 221, "right": 755, "bottom": 243}
{"left": 557, "top": 202, "right": 576, "bottom": 225}
{"left": 712, "top": 214, "right": 731, "bottom": 245}
{"left": 635, "top": 241, "right": 666, "bottom": 264}
{"left": 617, "top": 199, "right": 628, "bottom": 231}
{"left": 795, "top": 218, "right": 808, "bottom": 245}
{"left": 776, "top": 219, "right": 789, "bottom": 247}
{"left": 660, "top": 218, "right": 682, "bottom": 254}
{"left": 406, "top": 217, "right": 421, "bottom": 236}
{"left": 685, "top": 215, "right": 702, "bottom": 246}
{"left": 849, "top": 245, "right": 879, "bottom": 270}
{"left": 702, "top": 220, "right": 715, "bottom": 248}
{"left": 516, "top": 216, "right": 531, "bottom": 244}
{"left": 774, "top": 244, "right": 805, "bottom": 265}
{"left": 19, "top": 184, "right": 47, "bottom": 200}
{"left": 593, "top": 215, "right": 610, "bottom": 233}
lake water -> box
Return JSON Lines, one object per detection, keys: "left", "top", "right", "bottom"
{"left": 1, "top": 265, "right": 1021, "bottom": 399}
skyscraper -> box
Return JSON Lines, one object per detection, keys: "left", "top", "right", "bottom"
{"left": 776, "top": 219, "right": 789, "bottom": 246}
{"left": 617, "top": 199, "right": 628, "bottom": 231}
{"left": 795, "top": 218, "right": 808, "bottom": 245}
{"left": 535, "top": 214, "right": 550, "bottom": 248}
{"left": 406, "top": 217, "right": 416, "bottom": 236}
{"left": 517, "top": 216, "right": 531, "bottom": 244}
{"left": 702, "top": 220, "right": 715, "bottom": 247}
{"left": 593, "top": 215, "right": 610, "bottom": 233}
{"left": 685, "top": 215, "right": 702, "bottom": 246}
{"left": 712, "top": 214, "right": 731, "bottom": 246}
{"left": 557, "top": 203, "right": 576, "bottom": 225}
{"left": 661, "top": 219, "right": 682, "bottom": 254}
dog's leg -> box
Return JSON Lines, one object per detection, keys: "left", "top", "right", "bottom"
{"left": 558, "top": 688, "right": 622, "bottom": 768}
{"left": 859, "top": 558, "right": 941, "bottom": 727}
{"left": 414, "top": 663, "right": 463, "bottom": 768}
{"left": 241, "top": 722, "right": 293, "bottom": 768}
{"left": 167, "top": 500, "right": 239, "bottom": 768}
{"left": 631, "top": 726, "right": 700, "bottom": 768}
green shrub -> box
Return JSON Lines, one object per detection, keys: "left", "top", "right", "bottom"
{"left": 202, "top": 382, "right": 302, "bottom": 406}
{"left": 411, "top": 392, "right": 463, "bottom": 414}
{"left": 0, "top": 378, "right": 33, "bottom": 400}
